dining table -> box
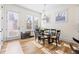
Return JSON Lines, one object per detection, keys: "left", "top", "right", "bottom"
{"left": 44, "top": 32, "right": 58, "bottom": 46}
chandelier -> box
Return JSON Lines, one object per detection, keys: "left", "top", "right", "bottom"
{"left": 42, "top": 4, "right": 49, "bottom": 22}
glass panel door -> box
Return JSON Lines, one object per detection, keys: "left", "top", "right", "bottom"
{"left": 7, "top": 11, "right": 20, "bottom": 40}
{"left": 0, "top": 5, "right": 1, "bottom": 50}
{"left": 0, "top": 5, "right": 3, "bottom": 50}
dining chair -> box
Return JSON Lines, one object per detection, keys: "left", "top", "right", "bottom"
{"left": 50, "top": 29, "right": 57, "bottom": 44}
{"left": 73, "top": 37, "right": 79, "bottom": 44}
{"left": 70, "top": 44, "right": 79, "bottom": 54}
{"left": 56, "top": 30, "right": 61, "bottom": 44}
{"left": 38, "top": 30, "right": 46, "bottom": 45}
{"left": 44, "top": 29, "right": 51, "bottom": 44}
{"left": 69, "top": 37, "right": 79, "bottom": 54}
{"left": 34, "top": 29, "right": 40, "bottom": 41}
{"left": 51, "top": 30, "right": 61, "bottom": 46}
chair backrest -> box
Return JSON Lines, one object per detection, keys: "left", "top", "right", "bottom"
{"left": 39, "top": 30, "right": 44, "bottom": 36}
{"left": 44, "top": 29, "right": 50, "bottom": 35}
{"left": 34, "top": 29, "right": 40, "bottom": 36}
{"left": 51, "top": 29, "right": 56, "bottom": 36}
{"left": 73, "top": 37, "right": 79, "bottom": 44}
{"left": 56, "top": 30, "right": 61, "bottom": 38}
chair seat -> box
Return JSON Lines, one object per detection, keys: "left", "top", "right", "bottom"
{"left": 51, "top": 36, "right": 56, "bottom": 38}
{"left": 41, "top": 36, "right": 48, "bottom": 39}
{"left": 44, "top": 36, "right": 48, "bottom": 38}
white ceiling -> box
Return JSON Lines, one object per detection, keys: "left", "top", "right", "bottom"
{"left": 18, "top": 4, "right": 77, "bottom": 13}
{"left": 18, "top": 4, "right": 59, "bottom": 13}
{"left": 18, "top": 4, "right": 44, "bottom": 13}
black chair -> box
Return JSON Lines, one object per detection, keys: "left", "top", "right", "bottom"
{"left": 44, "top": 29, "right": 51, "bottom": 44}
{"left": 38, "top": 30, "right": 48, "bottom": 45}
{"left": 69, "top": 37, "right": 79, "bottom": 54}
{"left": 56, "top": 30, "right": 61, "bottom": 44}
{"left": 70, "top": 44, "right": 79, "bottom": 54}
{"left": 44, "top": 29, "right": 50, "bottom": 33}
{"left": 73, "top": 37, "right": 79, "bottom": 44}
{"left": 51, "top": 30, "right": 60, "bottom": 46}
{"left": 34, "top": 29, "right": 40, "bottom": 41}
{"left": 50, "top": 29, "right": 57, "bottom": 44}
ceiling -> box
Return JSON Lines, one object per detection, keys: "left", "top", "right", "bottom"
{"left": 18, "top": 4, "right": 60, "bottom": 13}
{"left": 18, "top": 4, "right": 77, "bottom": 13}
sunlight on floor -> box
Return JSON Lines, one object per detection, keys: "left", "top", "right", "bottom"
{"left": 5, "top": 40, "right": 23, "bottom": 54}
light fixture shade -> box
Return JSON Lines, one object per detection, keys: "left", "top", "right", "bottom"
{"left": 42, "top": 13, "right": 49, "bottom": 22}
{"left": 42, "top": 4, "right": 49, "bottom": 22}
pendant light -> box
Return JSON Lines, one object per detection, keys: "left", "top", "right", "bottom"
{"left": 42, "top": 4, "right": 49, "bottom": 22}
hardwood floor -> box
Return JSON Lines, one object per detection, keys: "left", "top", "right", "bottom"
{"left": 5, "top": 40, "right": 23, "bottom": 54}
{"left": 1, "top": 40, "right": 23, "bottom": 54}
{"left": 20, "top": 38, "right": 79, "bottom": 54}
{"left": 0, "top": 37, "right": 79, "bottom": 54}
{"left": 0, "top": 41, "right": 8, "bottom": 53}
{"left": 20, "top": 38, "right": 45, "bottom": 54}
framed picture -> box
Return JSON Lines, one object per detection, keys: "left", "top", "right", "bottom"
{"left": 56, "top": 9, "right": 68, "bottom": 22}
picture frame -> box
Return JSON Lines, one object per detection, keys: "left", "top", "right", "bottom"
{"left": 55, "top": 9, "right": 68, "bottom": 23}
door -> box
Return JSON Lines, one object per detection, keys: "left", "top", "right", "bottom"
{"left": 0, "top": 5, "right": 3, "bottom": 50}
{"left": 7, "top": 11, "right": 20, "bottom": 40}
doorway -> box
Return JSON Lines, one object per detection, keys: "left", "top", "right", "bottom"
{"left": 0, "top": 5, "right": 3, "bottom": 50}
{"left": 7, "top": 11, "right": 20, "bottom": 40}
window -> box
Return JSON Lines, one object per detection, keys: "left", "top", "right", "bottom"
{"left": 27, "top": 15, "right": 33, "bottom": 30}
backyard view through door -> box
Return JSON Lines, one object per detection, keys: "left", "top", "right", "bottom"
{"left": 0, "top": 5, "right": 3, "bottom": 50}
{"left": 7, "top": 11, "right": 20, "bottom": 40}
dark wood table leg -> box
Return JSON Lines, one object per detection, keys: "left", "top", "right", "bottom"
{"left": 48, "top": 36, "right": 51, "bottom": 44}
{"left": 38, "top": 36, "right": 41, "bottom": 43}
{"left": 42, "top": 38, "right": 45, "bottom": 45}
{"left": 56, "top": 38, "right": 58, "bottom": 46}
